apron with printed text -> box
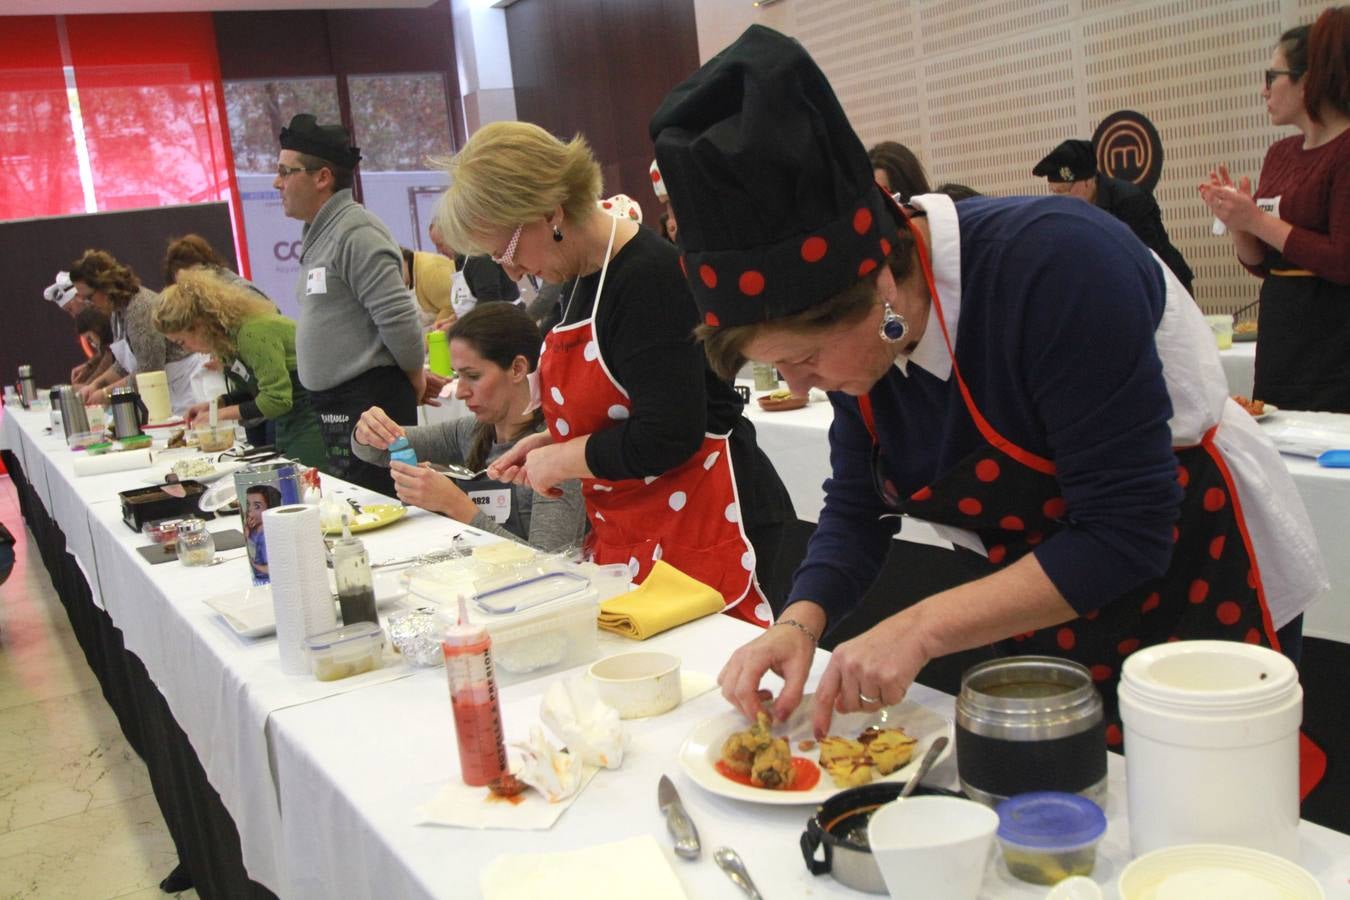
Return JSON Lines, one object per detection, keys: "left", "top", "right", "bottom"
{"left": 538, "top": 225, "right": 768, "bottom": 625}
{"left": 862, "top": 211, "right": 1279, "bottom": 746}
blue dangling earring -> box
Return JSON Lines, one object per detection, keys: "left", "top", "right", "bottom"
{"left": 878, "top": 302, "right": 909, "bottom": 344}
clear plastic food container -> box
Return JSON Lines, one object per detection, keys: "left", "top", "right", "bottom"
{"left": 995, "top": 791, "right": 1106, "bottom": 885}
{"left": 303, "top": 621, "right": 385, "bottom": 682}
{"left": 142, "top": 517, "right": 183, "bottom": 549}
{"left": 67, "top": 429, "right": 105, "bottom": 451}
{"left": 192, "top": 423, "right": 235, "bottom": 452}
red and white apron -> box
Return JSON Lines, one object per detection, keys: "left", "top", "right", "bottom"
{"left": 538, "top": 219, "right": 769, "bottom": 625}
{"left": 863, "top": 204, "right": 1280, "bottom": 747}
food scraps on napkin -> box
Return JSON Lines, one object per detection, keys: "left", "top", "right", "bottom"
{"left": 479, "top": 834, "right": 686, "bottom": 900}
{"left": 513, "top": 725, "right": 583, "bottom": 802}
{"left": 541, "top": 676, "right": 627, "bottom": 769}
{"left": 597, "top": 560, "right": 723, "bottom": 640}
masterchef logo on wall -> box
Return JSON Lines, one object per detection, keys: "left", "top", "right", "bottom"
{"left": 1092, "top": 110, "right": 1163, "bottom": 192}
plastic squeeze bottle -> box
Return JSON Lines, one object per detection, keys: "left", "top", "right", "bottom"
{"left": 441, "top": 598, "right": 507, "bottom": 786}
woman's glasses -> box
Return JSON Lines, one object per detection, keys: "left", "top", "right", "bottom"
{"left": 492, "top": 224, "right": 524, "bottom": 266}
{"left": 1264, "top": 68, "right": 1302, "bottom": 90}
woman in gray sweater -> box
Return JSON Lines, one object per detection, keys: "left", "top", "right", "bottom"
{"left": 352, "top": 304, "right": 585, "bottom": 551}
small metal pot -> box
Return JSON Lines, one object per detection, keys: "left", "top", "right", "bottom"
{"left": 801, "top": 781, "right": 961, "bottom": 894}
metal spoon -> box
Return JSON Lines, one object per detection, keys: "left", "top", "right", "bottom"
{"left": 428, "top": 461, "right": 488, "bottom": 481}
{"left": 713, "top": 847, "right": 764, "bottom": 900}
{"left": 896, "top": 735, "right": 949, "bottom": 801}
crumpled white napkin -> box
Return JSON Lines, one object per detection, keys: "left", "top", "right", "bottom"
{"left": 512, "top": 724, "right": 584, "bottom": 802}
{"left": 541, "top": 676, "right": 628, "bottom": 769}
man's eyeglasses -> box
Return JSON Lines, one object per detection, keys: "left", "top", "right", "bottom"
{"left": 492, "top": 223, "right": 524, "bottom": 266}
{"left": 276, "top": 164, "right": 317, "bottom": 179}
{"left": 1264, "top": 68, "right": 1302, "bottom": 90}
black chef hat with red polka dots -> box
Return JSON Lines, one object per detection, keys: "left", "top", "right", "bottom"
{"left": 648, "top": 24, "right": 898, "bottom": 329}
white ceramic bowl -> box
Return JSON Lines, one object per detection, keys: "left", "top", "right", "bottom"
{"left": 587, "top": 651, "right": 681, "bottom": 719}
{"left": 1118, "top": 843, "right": 1324, "bottom": 900}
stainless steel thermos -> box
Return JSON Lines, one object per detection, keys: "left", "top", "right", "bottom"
{"left": 55, "top": 385, "right": 91, "bottom": 438}
{"left": 109, "top": 386, "right": 149, "bottom": 439}
{"left": 17, "top": 364, "right": 37, "bottom": 408}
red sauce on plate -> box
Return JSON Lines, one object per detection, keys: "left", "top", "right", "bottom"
{"left": 715, "top": 757, "right": 821, "bottom": 791}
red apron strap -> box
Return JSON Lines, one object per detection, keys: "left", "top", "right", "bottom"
{"left": 858, "top": 393, "right": 879, "bottom": 442}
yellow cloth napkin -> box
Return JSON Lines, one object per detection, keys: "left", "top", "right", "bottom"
{"left": 598, "top": 560, "right": 724, "bottom": 640}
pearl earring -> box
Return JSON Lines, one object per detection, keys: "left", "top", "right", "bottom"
{"left": 878, "top": 302, "right": 909, "bottom": 343}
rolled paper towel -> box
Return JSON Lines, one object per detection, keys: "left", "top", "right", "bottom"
{"left": 262, "top": 503, "right": 337, "bottom": 674}
{"left": 136, "top": 370, "right": 172, "bottom": 423}
{"left": 72, "top": 449, "right": 153, "bottom": 477}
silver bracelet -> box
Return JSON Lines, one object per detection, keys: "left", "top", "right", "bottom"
{"left": 773, "top": 617, "right": 818, "bottom": 646}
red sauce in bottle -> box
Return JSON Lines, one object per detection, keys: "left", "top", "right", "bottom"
{"left": 714, "top": 756, "right": 821, "bottom": 791}
{"left": 443, "top": 628, "right": 507, "bottom": 787}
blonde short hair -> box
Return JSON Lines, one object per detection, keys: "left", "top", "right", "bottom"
{"left": 155, "top": 267, "right": 278, "bottom": 358}
{"left": 432, "top": 121, "right": 603, "bottom": 255}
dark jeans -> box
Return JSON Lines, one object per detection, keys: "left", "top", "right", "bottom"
{"left": 307, "top": 365, "right": 417, "bottom": 497}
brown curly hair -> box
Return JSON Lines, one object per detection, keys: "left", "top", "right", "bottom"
{"left": 162, "top": 234, "right": 228, "bottom": 285}
{"left": 68, "top": 250, "right": 141, "bottom": 308}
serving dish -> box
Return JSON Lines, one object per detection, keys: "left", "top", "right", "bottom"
{"left": 321, "top": 503, "right": 407, "bottom": 535}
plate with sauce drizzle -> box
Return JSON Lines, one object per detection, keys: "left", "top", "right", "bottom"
{"left": 677, "top": 693, "right": 952, "bottom": 805}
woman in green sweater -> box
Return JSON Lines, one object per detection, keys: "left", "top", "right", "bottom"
{"left": 155, "top": 268, "right": 326, "bottom": 467}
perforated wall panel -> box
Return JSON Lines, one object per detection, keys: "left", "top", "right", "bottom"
{"left": 785, "top": 0, "right": 1315, "bottom": 313}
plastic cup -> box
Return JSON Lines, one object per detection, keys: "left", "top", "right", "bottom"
{"left": 868, "top": 795, "right": 999, "bottom": 900}
{"left": 1204, "top": 314, "right": 1234, "bottom": 350}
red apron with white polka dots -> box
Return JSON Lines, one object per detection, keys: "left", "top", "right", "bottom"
{"left": 860, "top": 220, "right": 1280, "bottom": 747}
{"left": 538, "top": 308, "right": 768, "bottom": 625}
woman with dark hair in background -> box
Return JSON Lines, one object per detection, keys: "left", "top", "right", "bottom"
{"left": 1200, "top": 5, "right": 1350, "bottom": 412}
{"left": 352, "top": 303, "right": 586, "bottom": 551}
{"left": 868, "top": 140, "right": 931, "bottom": 200}
{"left": 71, "top": 307, "right": 115, "bottom": 387}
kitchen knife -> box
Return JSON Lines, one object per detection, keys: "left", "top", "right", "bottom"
{"left": 657, "top": 774, "right": 701, "bottom": 860}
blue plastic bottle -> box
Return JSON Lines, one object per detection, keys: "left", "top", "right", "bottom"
{"left": 388, "top": 436, "right": 419, "bottom": 466}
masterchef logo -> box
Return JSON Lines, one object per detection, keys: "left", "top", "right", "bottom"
{"left": 1092, "top": 110, "right": 1163, "bottom": 192}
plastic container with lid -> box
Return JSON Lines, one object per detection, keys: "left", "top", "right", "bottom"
{"left": 388, "top": 436, "right": 418, "bottom": 467}
{"left": 995, "top": 792, "right": 1106, "bottom": 885}
{"left": 303, "top": 621, "right": 385, "bottom": 682}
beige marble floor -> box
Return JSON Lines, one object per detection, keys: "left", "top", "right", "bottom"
{"left": 0, "top": 476, "right": 197, "bottom": 900}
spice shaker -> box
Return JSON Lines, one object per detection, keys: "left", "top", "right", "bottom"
{"left": 332, "top": 534, "right": 379, "bottom": 626}
{"left": 442, "top": 600, "right": 508, "bottom": 787}
{"left": 175, "top": 518, "right": 216, "bottom": 566}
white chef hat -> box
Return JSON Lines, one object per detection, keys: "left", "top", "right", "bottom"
{"left": 598, "top": 194, "right": 643, "bottom": 224}
{"left": 43, "top": 271, "right": 77, "bottom": 308}
{"left": 649, "top": 160, "right": 668, "bottom": 202}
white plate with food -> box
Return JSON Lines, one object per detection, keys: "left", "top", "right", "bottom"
{"left": 678, "top": 693, "right": 953, "bottom": 805}
{"left": 139, "top": 457, "right": 246, "bottom": 486}
{"left": 203, "top": 573, "right": 408, "bottom": 639}
{"left": 1231, "top": 396, "right": 1278, "bottom": 420}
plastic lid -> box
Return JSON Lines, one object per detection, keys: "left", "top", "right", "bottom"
{"left": 388, "top": 436, "right": 411, "bottom": 452}
{"left": 996, "top": 792, "right": 1106, "bottom": 849}
{"left": 302, "top": 620, "right": 382, "bottom": 652}
{"left": 472, "top": 571, "right": 589, "bottom": 615}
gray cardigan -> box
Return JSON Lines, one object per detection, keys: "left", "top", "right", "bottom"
{"left": 294, "top": 190, "right": 424, "bottom": 391}
{"left": 352, "top": 416, "right": 587, "bottom": 552}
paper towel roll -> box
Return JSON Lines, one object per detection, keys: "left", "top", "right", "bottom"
{"left": 73, "top": 449, "right": 153, "bottom": 477}
{"left": 262, "top": 503, "right": 337, "bottom": 674}
{"left": 136, "top": 370, "right": 172, "bottom": 423}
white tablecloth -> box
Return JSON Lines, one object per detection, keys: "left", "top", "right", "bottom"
{"left": 4, "top": 399, "right": 1349, "bottom": 899}
{"left": 1220, "top": 342, "right": 1257, "bottom": 397}
{"left": 741, "top": 386, "right": 1350, "bottom": 644}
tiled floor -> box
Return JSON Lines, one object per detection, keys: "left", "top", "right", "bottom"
{"left": 0, "top": 476, "right": 196, "bottom": 900}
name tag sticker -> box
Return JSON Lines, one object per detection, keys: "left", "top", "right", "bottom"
{"left": 306, "top": 267, "right": 327, "bottom": 295}
{"left": 230, "top": 359, "right": 250, "bottom": 380}
{"left": 1257, "top": 196, "right": 1280, "bottom": 219}
{"left": 467, "top": 488, "right": 512, "bottom": 524}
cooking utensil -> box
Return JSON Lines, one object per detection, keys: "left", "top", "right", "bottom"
{"left": 429, "top": 461, "right": 489, "bottom": 480}
{"left": 347, "top": 498, "right": 364, "bottom": 516}
{"left": 657, "top": 775, "right": 701, "bottom": 860}
{"left": 896, "top": 735, "right": 948, "bottom": 801}
{"left": 714, "top": 847, "right": 764, "bottom": 900}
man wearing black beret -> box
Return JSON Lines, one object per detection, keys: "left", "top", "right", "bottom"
{"left": 1034, "top": 138, "right": 1194, "bottom": 295}
{"left": 275, "top": 113, "right": 427, "bottom": 494}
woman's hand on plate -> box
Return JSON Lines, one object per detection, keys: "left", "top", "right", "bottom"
{"left": 718, "top": 605, "right": 821, "bottom": 726}
{"left": 811, "top": 609, "right": 931, "bottom": 739}
{"left": 355, "top": 405, "right": 404, "bottom": 450}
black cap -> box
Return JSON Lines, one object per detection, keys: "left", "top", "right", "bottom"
{"left": 1033, "top": 139, "right": 1096, "bottom": 183}
{"left": 649, "top": 25, "right": 899, "bottom": 329}
{"left": 279, "top": 113, "right": 361, "bottom": 169}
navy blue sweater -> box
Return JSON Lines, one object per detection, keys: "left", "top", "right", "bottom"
{"left": 791, "top": 196, "right": 1184, "bottom": 627}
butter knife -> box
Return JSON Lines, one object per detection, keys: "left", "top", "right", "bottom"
{"left": 657, "top": 774, "right": 701, "bottom": 860}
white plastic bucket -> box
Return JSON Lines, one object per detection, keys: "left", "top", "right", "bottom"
{"left": 1118, "top": 640, "right": 1301, "bottom": 860}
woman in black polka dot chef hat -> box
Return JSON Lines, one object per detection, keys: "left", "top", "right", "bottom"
{"left": 435, "top": 121, "right": 791, "bottom": 624}
{"left": 652, "top": 24, "right": 1326, "bottom": 741}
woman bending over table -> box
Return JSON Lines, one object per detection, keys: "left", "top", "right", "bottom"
{"left": 432, "top": 121, "right": 793, "bottom": 624}
{"left": 352, "top": 303, "right": 586, "bottom": 552}
{"left": 652, "top": 25, "right": 1327, "bottom": 740}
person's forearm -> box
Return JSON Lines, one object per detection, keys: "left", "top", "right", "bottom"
{"left": 552, "top": 436, "right": 596, "bottom": 480}
{"left": 1231, "top": 229, "right": 1266, "bottom": 267}
{"left": 912, "top": 552, "right": 1077, "bottom": 659}
{"left": 775, "top": 600, "right": 827, "bottom": 639}
{"left": 1241, "top": 209, "right": 1293, "bottom": 257}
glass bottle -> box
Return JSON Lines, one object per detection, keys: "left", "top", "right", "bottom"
{"left": 332, "top": 535, "right": 379, "bottom": 625}
{"left": 175, "top": 518, "right": 216, "bottom": 566}
{"left": 442, "top": 612, "right": 508, "bottom": 787}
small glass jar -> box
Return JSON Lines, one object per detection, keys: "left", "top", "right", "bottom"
{"left": 751, "top": 361, "right": 779, "bottom": 392}
{"left": 332, "top": 535, "right": 379, "bottom": 625}
{"left": 175, "top": 518, "right": 216, "bottom": 566}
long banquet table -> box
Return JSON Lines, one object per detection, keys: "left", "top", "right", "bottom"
{"left": 742, "top": 385, "right": 1350, "bottom": 645}
{"left": 3, "top": 401, "right": 1349, "bottom": 899}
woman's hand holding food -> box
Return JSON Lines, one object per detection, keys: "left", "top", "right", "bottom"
{"left": 485, "top": 430, "right": 553, "bottom": 485}
{"left": 810, "top": 607, "right": 933, "bottom": 739}
{"left": 389, "top": 460, "right": 477, "bottom": 520}
{"left": 354, "top": 405, "right": 405, "bottom": 450}
{"left": 719, "top": 601, "right": 825, "bottom": 725}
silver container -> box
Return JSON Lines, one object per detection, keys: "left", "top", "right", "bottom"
{"left": 109, "top": 386, "right": 148, "bottom": 439}
{"left": 17, "top": 364, "right": 38, "bottom": 407}
{"left": 55, "top": 385, "right": 90, "bottom": 438}
{"left": 48, "top": 387, "right": 63, "bottom": 429}
{"left": 955, "top": 656, "right": 1107, "bottom": 807}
